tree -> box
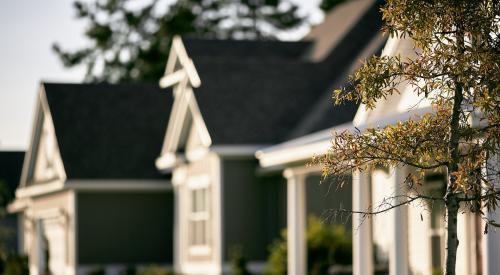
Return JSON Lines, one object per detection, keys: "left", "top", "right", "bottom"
{"left": 319, "top": 0, "right": 346, "bottom": 12}
{"left": 53, "top": 0, "right": 307, "bottom": 83}
{"left": 317, "top": 0, "right": 499, "bottom": 274}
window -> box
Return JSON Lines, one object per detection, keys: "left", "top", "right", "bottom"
{"left": 187, "top": 176, "right": 211, "bottom": 255}
{"left": 426, "top": 177, "right": 445, "bottom": 275}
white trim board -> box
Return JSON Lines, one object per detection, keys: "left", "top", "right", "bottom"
{"left": 20, "top": 84, "right": 67, "bottom": 189}
{"left": 66, "top": 180, "right": 172, "bottom": 192}
{"left": 210, "top": 145, "right": 269, "bottom": 157}
{"left": 257, "top": 107, "right": 434, "bottom": 168}
{"left": 12, "top": 180, "right": 172, "bottom": 200}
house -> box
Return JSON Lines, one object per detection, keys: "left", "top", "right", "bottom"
{"left": 155, "top": 1, "right": 385, "bottom": 274}
{"left": 8, "top": 83, "right": 175, "bottom": 275}
{"left": 345, "top": 36, "right": 500, "bottom": 275}
{"left": 258, "top": 34, "right": 500, "bottom": 275}
{"left": 0, "top": 151, "right": 25, "bottom": 253}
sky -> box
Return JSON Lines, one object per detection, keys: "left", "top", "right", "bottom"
{"left": 0, "top": 0, "right": 321, "bottom": 151}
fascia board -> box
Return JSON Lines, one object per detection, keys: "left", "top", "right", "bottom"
{"left": 258, "top": 107, "right": 433, "bottom": 168}
{"left": 19, "top": 84, "right": 68, "bottom": 188}
{"left": 19, "top": 86, "right": 44, "bottom": 188}
{"left": 187, "top": 91, "right": 212, "bottom": 147}
{"left": 353, "top": 36, "right": 407, "bottom": 126}
{"left": 172, "top": 36, "right": 201, "bottom": 88}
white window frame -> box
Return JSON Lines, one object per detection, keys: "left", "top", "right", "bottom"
{"left": 426, "top": 179, "right": 446, "bottom": 274}
{"left": 187, "top": 175, "right": 211, "bottom": 256}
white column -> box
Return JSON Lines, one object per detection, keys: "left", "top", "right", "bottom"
{"left": 353, "top": 170, "right": 373, "bottom": 275}
{"left": 483, "top": 153, "right": 500, "bottom": 275}
{"left": 284, "top": 168, "right": 307, "bottom": 275}
{"left": 171, "top": 165, "right": 187, "bottom": 273}
{"left": 483, "top": 210, "right": 500, "bottom": 275}
{"left": 389, "top": 167, "right": 408, "bottom": 275}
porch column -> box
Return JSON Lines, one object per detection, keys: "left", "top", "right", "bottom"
{"left": 389, "top": 167, "right": 408, "bottom": 275}
{"left": 483, "top": 153, "right": 500, "bottom": 275}
{"left": 353, "top": 170, "right": 373, "bottom": 275}
{"left": 284, "top": 168, "right": 307, "bottom": 275}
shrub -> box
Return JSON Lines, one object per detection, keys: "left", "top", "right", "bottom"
{"left": 3, "top": 254, "right": 29, "bottom": 275}
{"left": 229, "top": 246, "right": 251, "bottom": 275}
{"left": 265, "top": 215, "right": 352, "bottom": 275}
{"left": 86, "top": 267, "right": 105, "bottom": 275}
{"left": 137, "top": 266, "right": 176, "bottom": 275}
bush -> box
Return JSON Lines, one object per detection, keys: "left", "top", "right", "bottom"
{"left": 265, "top": 216, "right": 352, "bottom": 275}
{"left": 3, "top": 254, "right": 29, "bottom": 275}
{"left": 86, "top": 267, "right": 105, "bottom": 275}
{"left": 229, "top": 246, "right": 251, "bottom": 275}
{"left": 136, "top": 266, "right": 176, "bottom": 275}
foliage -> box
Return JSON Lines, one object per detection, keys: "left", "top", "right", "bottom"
{"left": 136, "top": 265, "right": 176, "bottom": 275}
{"left": 86, "top": 267, "right": 105, "bottom": 275}
{"left": 229, "top": 246, "right": 251, "bottom": 275}
{"left": 119, "top": 266, "right": 137, "bottom": 275}
{"left": 265, "top": 216, "right": 352, "bottom": 275}
{"left": 319, "top": 0, "right": 346, "bottom": 12}
{"left": 53, "top": 0, "right": 308, "bottom": 83}
{"left": 0, "top": 180, "right": 17, "bottom": 274}
{"left": 317, "top": 0, "right": 499, "bottom": 274}
{"left": 2, "top": 254, "right": 29, "bottom": 275}
{"left": 85, "top": 266, "right": 176, "bottom": 275}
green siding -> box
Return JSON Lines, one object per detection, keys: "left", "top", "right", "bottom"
{"left": 222, "top": 159, "right": 286, "bottom": 262}
{"left": 77, "top": 191, "right": 173, "bottom": 264}
{"left": 306, "top": 174, "right": 352, "bottom": 228}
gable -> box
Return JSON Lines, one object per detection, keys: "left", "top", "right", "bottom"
{"left": 20, "top": 86, "right": 66, "bottom": 187}
{"left": 160, "top": 36, "right": 201, "bottom": 89}
{"left": 353, "top": 37, "right": 432, "bottom": 126}
{"left": 157, "top": 83, "right": 212, "bottom": 170}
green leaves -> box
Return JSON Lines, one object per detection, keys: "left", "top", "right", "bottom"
{"left": 85, "top": 24, "right": 113, "bottom": 47}
{"left": 317, "top": 111, "right": 451, "bottom": 179}
{"left": 324, "top": 0, "right": 499, "bottom": 229}
{"left": 320, "top": 0, "right": 346, "bottom": 12}
{"left": 334, "top": 55, "right": 406, "bottom": 109}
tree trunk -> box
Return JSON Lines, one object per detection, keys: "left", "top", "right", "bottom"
{"left": 445, "top": 194, "right": 459, "bottom": 275}
{"left": 445, "top": 18, "right": 465, "bottom": 273}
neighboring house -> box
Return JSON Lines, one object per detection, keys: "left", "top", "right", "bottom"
{"left": 346, "top": 36, "right": 500, "bottom": 275}
{"left": 259, "top": 36, "right": 500, "bottom": 275}
{"left": 8, "top": 83, "right": 174, "bottom": 275}
{"left": 155, "top": 1, "right": 385, "bottom": 274}
{"left": 0, "top": 151, "right": 25, "bottom": 253}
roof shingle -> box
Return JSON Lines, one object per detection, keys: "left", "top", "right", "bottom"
{"left": 43, "top": 83, "right": 172, "bottom": 179}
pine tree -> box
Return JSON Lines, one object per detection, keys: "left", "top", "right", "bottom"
{"left": 53, "top": 0, "right": 307, "bottom": 83}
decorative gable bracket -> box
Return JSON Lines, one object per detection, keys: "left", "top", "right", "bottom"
{"left": 159, "top": 36, "right": 201, "bottom": 89}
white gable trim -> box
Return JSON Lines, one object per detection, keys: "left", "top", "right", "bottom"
{"left": 353, "top": 37, "right": 428, "bottom": 126}
{"left": 19, "top": 84, "right": 67, "bottom": 189}
{"left": 211, "top": 145, "right": 270, "bottom": 158}
{"left": 157, "top": 41, "right": 212, "bottom": 171}
{"left": 13, "top": 179, "right": 64, "bottom": 201}
{"left": 159, "top": 36, "right": 201, "bottom": 89}
{"left": 9, "top": 180, "right": 172, "bottom": 211}
{"left": 353, "top": 36, "right": 409, "bottom": 126}
{"left": 157, "top": 86, "right": 212, "bottom": 170}
{"left": 187, "top": 89, "right": 212, "bottom": 147}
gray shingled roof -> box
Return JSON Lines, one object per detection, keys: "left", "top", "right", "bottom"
{"left": 179, "top": 0, "right": 385, "bottom": 145}
{"left": 43, "top": 83, "right": 172, "bottom": 179}
{"left": 189, "top": 57, "right": 333, "bottom": 144}
{"left": 184, "top": 38, "right": 312, "bottom": 61}
{"left": 289, "top": 0, "right": 386, "bottom": 137}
